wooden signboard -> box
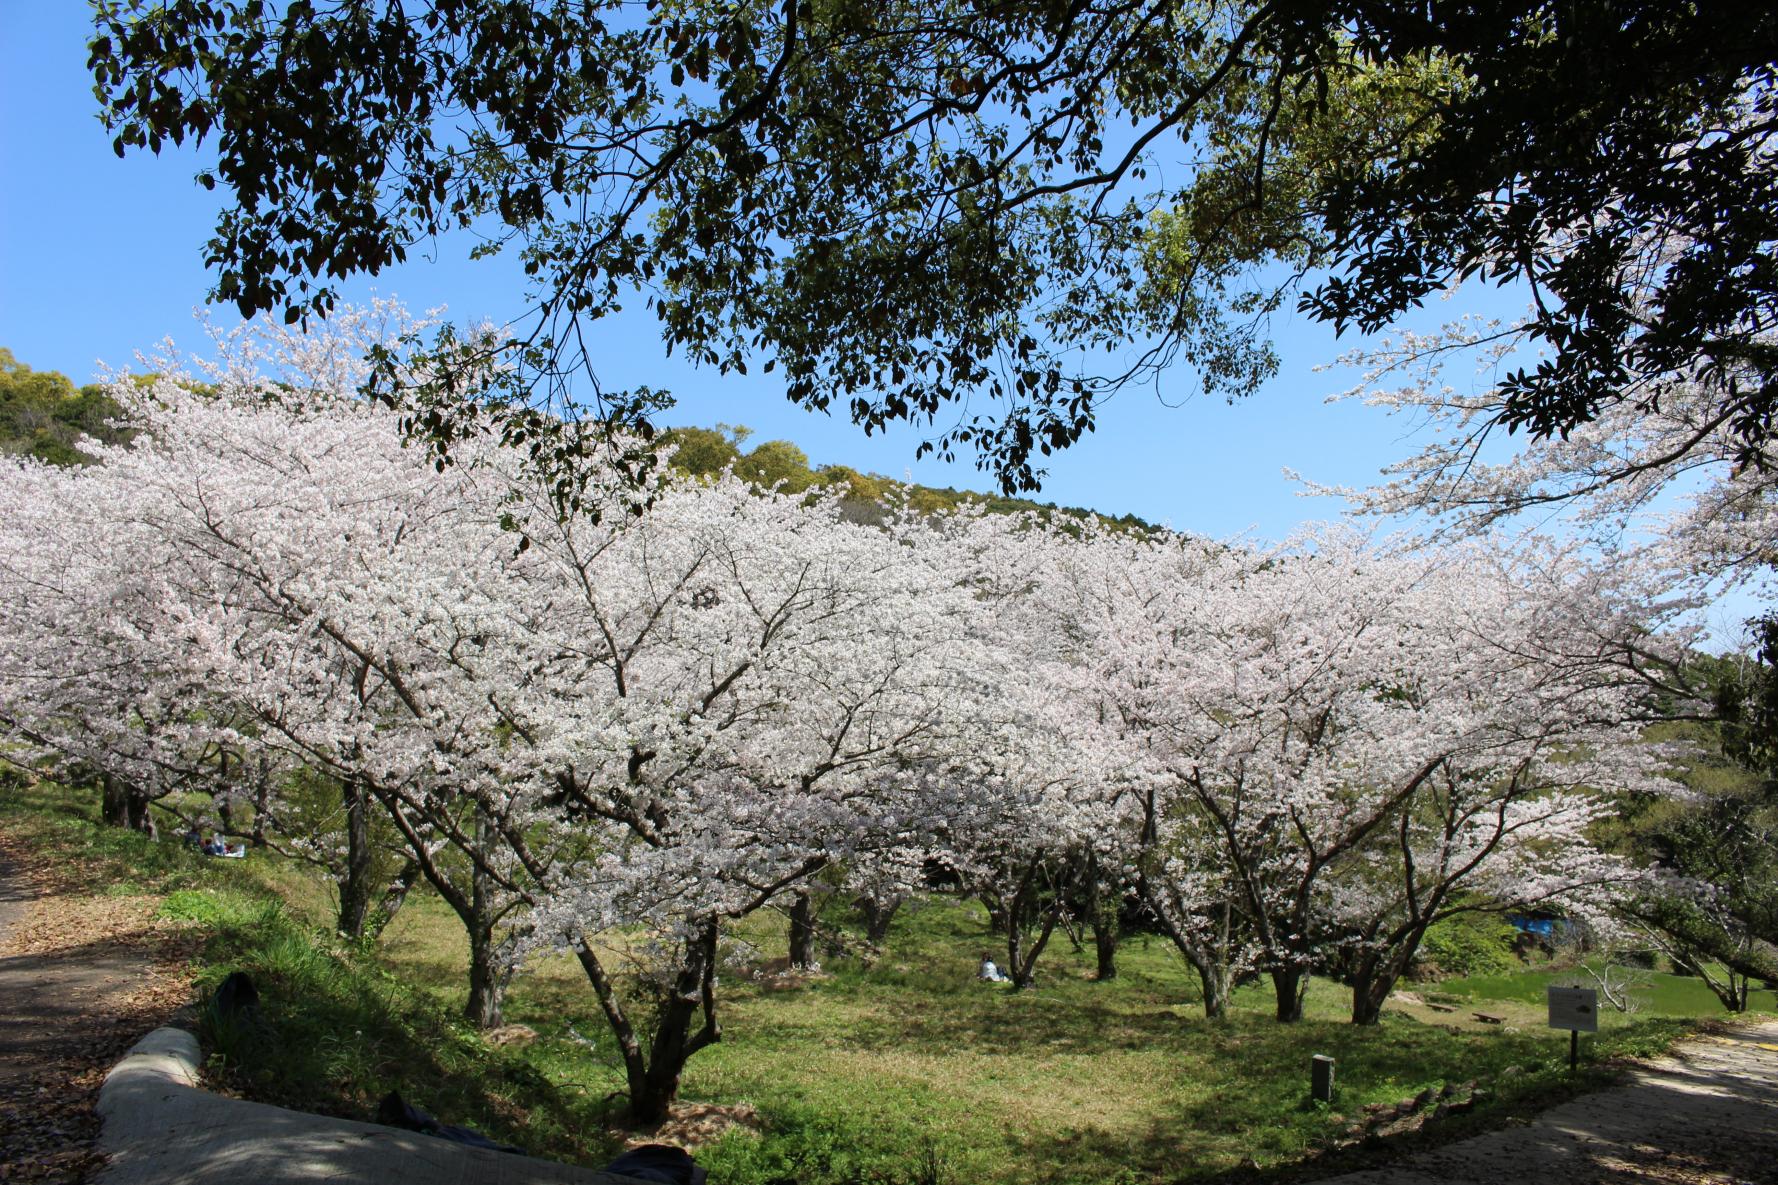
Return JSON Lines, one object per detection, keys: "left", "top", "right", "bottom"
{"left": 1548, "top": 985, "right": 1598, "bottom": 1070}
{"left": 1547, "top": 985, "right": 1599, "bottom": 1033}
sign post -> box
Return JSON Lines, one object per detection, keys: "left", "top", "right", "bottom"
{"left": 1547, "top": 985, "right": 1598, "bottom": 1071}
{"left": 1310, "top": 1054, "right": 1335, "bottom": 1103}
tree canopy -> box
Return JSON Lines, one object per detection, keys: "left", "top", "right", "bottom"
{"left": 88, "top": 1, "right": 1777, "bottom": 491}
{"left": 0, "top": 349, "right": 126, "bottom": 465}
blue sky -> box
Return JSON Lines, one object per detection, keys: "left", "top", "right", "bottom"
{"left": 0, "top": 4, "right": 1761, "bottom": 645}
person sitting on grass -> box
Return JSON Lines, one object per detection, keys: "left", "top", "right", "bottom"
{"left": 977, "top": 952, "right": 1010, "bottom": 983}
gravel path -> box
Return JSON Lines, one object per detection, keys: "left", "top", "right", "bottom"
{"left": 0, "top": 829, "right": 192, "bottom": 1184}
{"left": 1312, "top": 1021, "right": 1778, "bottom": 1185}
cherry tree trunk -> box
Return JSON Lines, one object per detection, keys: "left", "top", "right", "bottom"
{"left": 856, "top": 894, "right": 902, "bottom": 945}
{"left": 1081, "top": 857, "right": 1119, "bottom": 980}
{"left": 578, "top": 919, "right": 722, "bottom": 1125}
{"left": 365, "top": 860, "right": 423, "bottom": 942}
{"left": 100, "top": 773, "right": 130, "bottom": 827}
{"left": 1350, "top": 965, "right": 1393, "bottom": 1026}
{"left": 788, "top": 889, "right": 817, "bottom": 969}
{"left": 124, "top": 783, "right": 157, "bottom": 837}
{"left": 1006, "top": 878, "right": 1063, "bottom": 990}
{"left": 465, "top": 923, "right": 506, "bottom": 1030}
{"left": 1198, "top": 962, "right": 1233, "bottom": 1019}
{"left": 336, "top": 778, "right": 375, "bottom": 940}
{"left": 1271, "top": 968, "right": 1308, "bottom": 1022}
{"left": 100, "top": 773, "right": 155, "bottom": 834}
{"left": 1350, "top": 935, "right": 1422, "bottom": 1025}
{"left": 249, "top": 756, "right": 270, "bottom": 847}
{"left": 1145, "top": 893, "right": 1237, "bottom": 1019}
{"left": 462, "top": 809, "right": 507, "bottom": 1029}
{"left": 1092, "top": 910, "right": 1119, "bottom": 981}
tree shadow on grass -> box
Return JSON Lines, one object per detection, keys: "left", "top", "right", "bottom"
{"left": 196, "top": 908, "right": 626, "bottom": 1168}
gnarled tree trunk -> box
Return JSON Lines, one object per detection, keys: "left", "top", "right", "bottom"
{"left": 100, "top": 772, "right": 130, "bottom": 827}
{"left": 575, "top": 918, "right": 722, "bottom": 1125}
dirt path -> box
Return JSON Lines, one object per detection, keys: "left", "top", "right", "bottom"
{"left": 1313, "top": 1021, "right": 1778, "bottom": 1185}
{"left": 0, "top": 830, "right": 192, "bottom": 1184}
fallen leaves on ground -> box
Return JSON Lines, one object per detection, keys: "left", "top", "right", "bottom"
{"left": 0, "top": 828, "right": 195, "bottom": 1185}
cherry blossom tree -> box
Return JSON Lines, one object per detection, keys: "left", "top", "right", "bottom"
{"left": 0, "top": 308, "right": 558, "bottom": 1022}
{"left": 493, "top": 472, "right": 1006, "bottom": 1118}
{"left": 0, "top": 452, "right": 222, "bottom": 835}
{"left": 1032, "top": 523, "right": 1672, "bottom": 1022}
{"left": 1322, "top": 545, "right": 1671, "bottom": 1023}
{"left": 1303, "top": 310, "right": 1778, "bottom": 600}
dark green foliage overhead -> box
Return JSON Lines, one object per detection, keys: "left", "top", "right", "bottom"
{"left": 0, "top": 350, "right": 127, "bottom": 465}
{"left": 1300, "top": 3, "right": 1778, "bottom": 472}
{"left": 88, "top": 1, "right": 1775, "bottom": 491}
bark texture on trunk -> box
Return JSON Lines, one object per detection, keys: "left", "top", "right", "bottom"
{"left": 1349, "top": 935, "right": 1421, "bottom": 1026}
{"left": 788, "top": 889, "right": 817, "bottom": 969}
{"left": 462, "top": 808, "right": 509, "bottom": 1029}
{"left": 337, "top": 779, "right": 375, "bottom": 940}
{"left": 575, "top": 918, "right": 722, "bottom": 1125}
{"left": 1197, "top": 961, "right": 1233, "bottom": 1019}
{"left": 1271, "top": 968, "right": 1308, "bottom": 1023}
{"left": 1084, "top": 857, "right": 1119, "bottom": 980}
{"left": 250, "top": 757, "right": 271, "bottom": 847}
{"left": 100, "top": 772, "right": 156, "bottom": 835}
{"left": 100, "top": 773, "right": 130, "bottom": 827}
{"left": 1350, "top": 963, "right": 1392, "bottom": 1026}
{"left": 1005, "top": 865, "right": 1067, "bottom": 990}
{"left": 1093, "top": 917, "right": 1119, "bottom": 981}
{"left": 466, "top": 923, "right": 507, "bottom": 1030}
{"left": 125, "top": 790, "right": 157, "bottom": 838}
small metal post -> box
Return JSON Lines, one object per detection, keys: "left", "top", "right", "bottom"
{"left": 1570, "top": 1029, "right": 1579, "bottom": 1071}
{"left": 1311, "top": 1054, "right": 1335, "bottom": 1102}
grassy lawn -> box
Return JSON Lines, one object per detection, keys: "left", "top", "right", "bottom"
{"left": 4, "top": 781, "right": 1766, "bottom": 1185}
{"left": 1427, "top": 963, "right": 1777, "bottom": 1018}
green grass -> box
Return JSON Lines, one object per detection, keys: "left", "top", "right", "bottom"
{"left": 1428, "top": 962, "right": 1777, "bottom": 1016}
{"left": 5, "top": 780, "right": 1769, "bottom": 1185}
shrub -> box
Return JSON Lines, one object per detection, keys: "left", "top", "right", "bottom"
{"left": 1417, "top": 913, "right": 1520, "bottom": 979}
